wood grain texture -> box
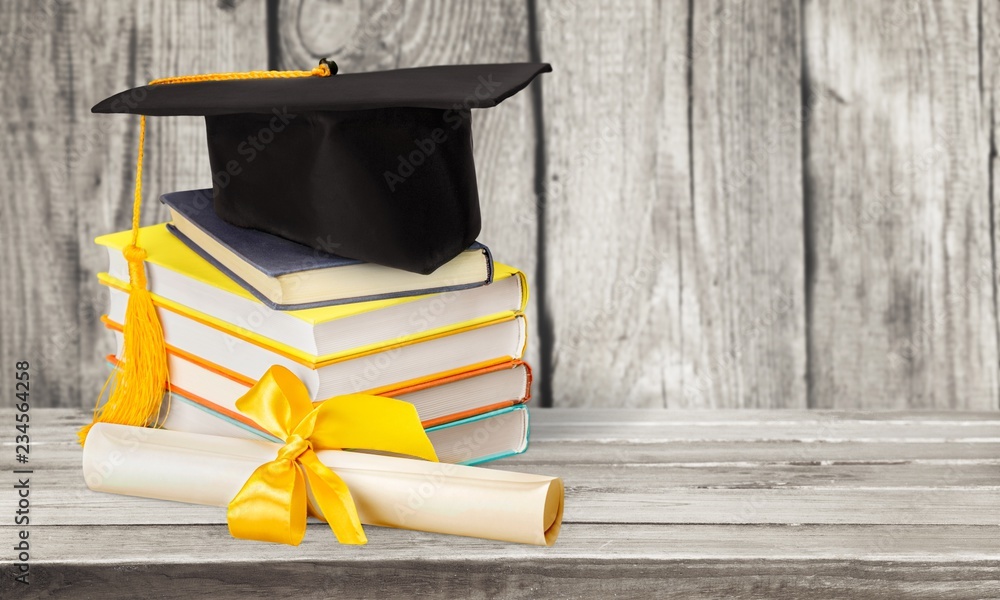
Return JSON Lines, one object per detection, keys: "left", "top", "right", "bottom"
{"left": 274, "top": 0, "right": 545, "bottom": 392}
{"left": 9, "top": 522, "right": 1000, "bottom": 561}
{"left": 22, "top": 473, "right": 1000, "bottom": 527}
{"left": 0, "top": 1, "right": 267, "bottom": 410}
{"left": 3, "top": 2, "right": 1000, "bottom": 412}
{"left": 803, "top": 0, "right": 997, "bottom": 408}
{"left": 536, "top": 0, "right": 692, "bottom": 407}
{"left": 3, "top": 527, "right": 999, "bottom": 600}
{"left": 986, "top": 0, "right": 1000, "bottom": 406}
{"left": 0, "top": 1, "right": 86, "bottom": 408}
{"left": 685, "top": 0, "right": 807, "bottom": 408}
{"left": 1, "top": 408, "right": 998, "bottom": 598}
{"left": 12, "top": 409, "right": 999, "bottom": 528}
{"left": 76, "top": 1, "right": 268, "bottom": 398}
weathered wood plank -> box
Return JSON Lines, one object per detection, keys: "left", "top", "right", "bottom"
{"left": 685, "top": 0, "right": 807, "bottom": 408}
{"left": 74, "top": 1, "right": 269, "bottom": 406}
{"left": 8, "top": 409, "right": 998, "bottom": 528}
{"left": 4, "top": 2, "right": 1000, "bottom": 416}
{"left": 67, "top": 2, "right": 141, "bottom": 406}
{"left": 803, "top": 0, "right": 997, "bottom": 408}
{"left": 2, "top": 525, "right": 998, "bottom": 599}
{"left": 19, "top": 458, "right": 1000, "bottom": 487}
{"left": 16, "top": 470, "right": 999, "bottom": 526}
{"left": 20, "top": 437, "right": 1000, "bottom": 468}
{"left": 0, "top": 1, "right": 268, "bottom": 409}
{"left": 0, "top": 1, "right": 85, "bottom": 408}
{"left": 5, "top": 523, "right": 999, "bottom": 562}
{"left": 986, "top": 0, "right": 1000, "bottom": 413}
{"left": 535, "top": 0, "right": 691, "bottom": 407}
{"left": 507, "top": 461, "right": 1000, "bottom": 488}
{"left": 12, "top": 409, "right": 1000, "bottom": 470}
{"left": 510, "top": 439, "right": 1000, "bottom": 465}
{"left": 57, "top": 404, "right": 991, "bottom": 441}
{"left": 274, "top": 0, "right": 545, "bottom": 393}
{"left": 29, "top": 406, "right": 1000, "bottom": 427}
{"left": 528, "top": 408, "right": 1000, "bottom": 422}
{"left": 7, "top": 563, "right": 998, "bottom": 600}
{"left": 527, "top": 409, "right": 1000, "bottom": 441}
{"left": 4, "top": 409, "right": 998, "bottom": 597}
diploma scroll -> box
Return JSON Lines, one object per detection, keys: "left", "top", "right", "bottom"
{"left": 83, "top": 423, "right": 562, "bottom": 546}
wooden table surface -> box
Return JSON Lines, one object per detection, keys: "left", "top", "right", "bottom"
{"left": 1, "top": 408, "right": 998, "bottom": 599}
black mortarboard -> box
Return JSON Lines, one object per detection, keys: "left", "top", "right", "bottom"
{"left": 93, "top": 62, "right": 551, "bottom": 274}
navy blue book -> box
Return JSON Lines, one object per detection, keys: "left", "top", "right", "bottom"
{"left": 160, "top": 190, "right": 494, "bottom": 311}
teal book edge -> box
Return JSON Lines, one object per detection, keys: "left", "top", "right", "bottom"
{"left": 157, "top": 388, "right": 529, "bottom": 466}
{"left": 428, "top": 404, "right": 531, "bottom": 466}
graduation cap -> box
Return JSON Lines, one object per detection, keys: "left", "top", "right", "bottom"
{"left": 80, "top": 61, "right": 550, "bottom": 444}
{"left": 93, "top": 61, "right": 551, "bottom": 274}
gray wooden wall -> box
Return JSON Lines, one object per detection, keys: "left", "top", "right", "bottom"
{"left": 1, "top": 0, "right": 998, "bottom": 410}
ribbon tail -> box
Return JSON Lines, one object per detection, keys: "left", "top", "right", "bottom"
{"left": 227, "top": 460, "right": 308, "bottom": 545}
{"left": 306, "top": 395, "right": 439, "bottom": 463}
{"left": 299, "top": 451, "right": 367, "bottom": 545}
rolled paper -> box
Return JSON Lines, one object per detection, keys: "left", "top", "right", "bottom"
{"left": 82, "top": 423, "right": 563, "bottom": 546}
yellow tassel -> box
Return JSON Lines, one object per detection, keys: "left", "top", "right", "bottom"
{"left": 80, "top": 62, "right": 333, "bottom": 446}
{"left": 80, "top": 116, "right": 169, "bottom": 445}
{"left": 79, "top": 248, "right": 169, "bottom": 445}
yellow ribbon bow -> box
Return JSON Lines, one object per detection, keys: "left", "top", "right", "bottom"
{"left": 226, "top": 365, "right": 438, "bottom": 545}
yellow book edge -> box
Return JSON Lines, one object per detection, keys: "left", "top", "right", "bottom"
{"left": 96, "top": 224, "right": 528, "bottom": 325}
{"left": 99, "top": 276, "right": 525, "bottom": 368}
{"left": 102, "top": 314, "right": 523, "bottom": 374}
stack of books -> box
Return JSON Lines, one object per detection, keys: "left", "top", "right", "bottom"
{"left": 96, "top": 189, "right": 533, "bottom": 466}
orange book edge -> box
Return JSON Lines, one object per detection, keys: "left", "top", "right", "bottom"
{"left": 107, "top": 352, "right": 531, "bottom": 431}
{"left": 101, "top": 315, "right": 520, "bottom": 389}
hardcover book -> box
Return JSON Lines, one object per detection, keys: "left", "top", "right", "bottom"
{"left": 96, "top": 225, "right": 526, "bottom": 357}
{"left": 102, "top": 306, "right": 527, "bottom": 400}
{"left": 111, "top": 352, "right": 531, "bottom": 430}
{"left": 158, "top": 392, "right": 530, "bottom": 466}
{"left": 160, "top": 189, "right": 494, "bottom": 309}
